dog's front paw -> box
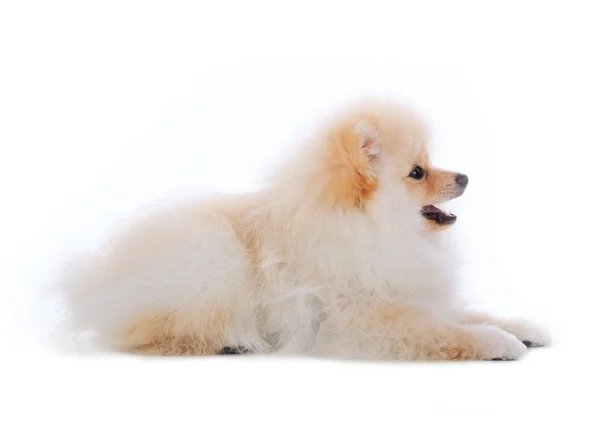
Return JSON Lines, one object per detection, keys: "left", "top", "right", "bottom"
{"left": 500, "top": 319, "right": 552, "bottom": 348}
{"left": 472, "top": 325, "right": 528, "bottom": 361}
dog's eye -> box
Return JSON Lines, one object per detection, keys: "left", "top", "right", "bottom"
{"left": 409, "top": 166, "right": 425, "bottom": 180}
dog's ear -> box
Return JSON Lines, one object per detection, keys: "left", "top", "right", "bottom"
{"left": 354, "top": 120, "right": 380, "bottom": 163}
{"left": 321, "top": 117, "right": 380, "bottom": 209}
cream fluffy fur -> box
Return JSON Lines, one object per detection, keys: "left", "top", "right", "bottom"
{"left": 57, "top": 99, "right": 551, "bottom": 360}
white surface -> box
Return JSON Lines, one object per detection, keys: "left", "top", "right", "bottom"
{"left": 1, "top": 1, "right": 598, "bottom": 427}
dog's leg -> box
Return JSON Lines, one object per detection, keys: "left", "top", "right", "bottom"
{"left": 322, "top": 301, "right": 528, "bottom": 361}
{"left": 116, "top": 312, "right": 223, "bottom": 356}
{"left": 455, "top": 310, "right": 552, "bottom": 348}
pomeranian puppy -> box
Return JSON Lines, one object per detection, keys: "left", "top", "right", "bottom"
{"left": 57, "top": 98, "right": 550, "bottom": 360}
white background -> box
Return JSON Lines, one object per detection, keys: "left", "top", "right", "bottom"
{"left": 1, "top": 1, "right": 598, "bottom": 427}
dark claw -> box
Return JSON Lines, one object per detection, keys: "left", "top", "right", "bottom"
{"left": 217, "top": 346, "right": 251, "bottom": 355}
{"left": 522, "top": 340, "right": 533, "bottom": 347}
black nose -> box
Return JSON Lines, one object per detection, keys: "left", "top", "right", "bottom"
{"left": 455, "top": 173, "right": 469, "bottom": 188}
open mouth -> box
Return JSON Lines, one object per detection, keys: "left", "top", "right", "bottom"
{"left": 421, "top": 204, "right": 457, "bottom": 226}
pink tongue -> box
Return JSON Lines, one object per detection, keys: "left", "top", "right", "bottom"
{"left": 423, "top": 204, "right": 452, "bottom": 216}
{"left": 423, "top": 204, "right": 442, "bottom": 213}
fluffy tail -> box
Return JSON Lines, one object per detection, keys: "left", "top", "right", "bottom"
{"left": 49, "top": 252, "right": 112, "bottom": 353}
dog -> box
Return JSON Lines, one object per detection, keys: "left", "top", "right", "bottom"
{"left": 57, "top": 98, "right": 551, "bottom": 360}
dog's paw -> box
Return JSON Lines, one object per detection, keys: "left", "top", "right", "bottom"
{"left": 500, "top": 319, "right": 552, "bottom": 348}
{"left": 472, "top": 325, "right": 528, "bottom": 361}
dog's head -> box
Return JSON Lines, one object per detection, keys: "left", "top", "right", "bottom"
{"left": 314, "top": 99, "right": 468, "bottom": 231}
